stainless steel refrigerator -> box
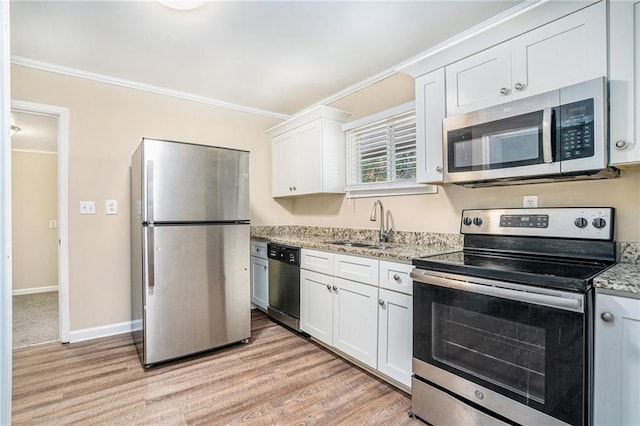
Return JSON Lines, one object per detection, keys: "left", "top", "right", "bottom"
{"left": 130, "top": 138, "right": 251, "bottom": 367}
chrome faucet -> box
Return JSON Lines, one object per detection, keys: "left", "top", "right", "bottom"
{"left": 370, "top": 199, "right": 391, "bottom": 242}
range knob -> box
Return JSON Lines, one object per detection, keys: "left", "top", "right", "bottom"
{"left": 463, "top": 217, "right": 472, "bottom": 226}
{"left": 592, "top": 218, "right": 607, "bottom": 229}
{"left": 574, "top": 217, "right": 588, "bottom": 228}
{"left": 473, "top": 217, "right": 483, "bottom": 226}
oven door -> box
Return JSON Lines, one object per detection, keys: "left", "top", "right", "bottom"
{"left": 411, "top": 269, "right": 588, "bottom": 426}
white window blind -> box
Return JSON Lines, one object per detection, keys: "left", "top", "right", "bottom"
{"left": 345, "top": 110, "right": 422, "bottom": 196}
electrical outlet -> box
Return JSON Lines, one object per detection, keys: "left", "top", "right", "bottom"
{"left": 106, "top": 199, "right": 118, "bottom": 215}
{"left": 80, "top": 201, "right": 96, "bottom": 215}
{"left": 49, "top": 220, "right": 57, "bottom": 229}
{"left": 523, "top": 195, "right": 539, "bottom": 208}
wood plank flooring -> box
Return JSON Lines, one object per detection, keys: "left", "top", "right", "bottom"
{"left": 13, "top": 310, "right": 421, "bottom": 425}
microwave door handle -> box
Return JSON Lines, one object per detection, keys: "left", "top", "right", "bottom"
{"left": 542, "top": 107, "right": 553, "bottom": 163}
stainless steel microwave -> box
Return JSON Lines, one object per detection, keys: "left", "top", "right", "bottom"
{"left": 442, "top": 77, "right": 619, "bottom": 187}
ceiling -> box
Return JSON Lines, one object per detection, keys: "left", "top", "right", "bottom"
{"left": 10, "top": 0, "right": 521, "bottom": 118}
{"left": 11, "top": 111, "right": 57, "bottom": 154}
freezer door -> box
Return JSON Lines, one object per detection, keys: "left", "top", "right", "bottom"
{"left": 142, "top": 139, "right": 249, "bottom": 222}
{"left": 143, "top": 223, "right": 250, "bottom": 366}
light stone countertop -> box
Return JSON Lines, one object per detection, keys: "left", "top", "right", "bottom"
{"left": 593, "top": 242, "right": 640, "bottom": 297}
{"left": 253, "top": 226, "right": 640, "bottom": 297}
{"left": 250, "top": 226, "right": 462, "bottom": 263}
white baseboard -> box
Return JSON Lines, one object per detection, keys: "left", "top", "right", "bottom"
{"left": 13, "top": 285, "right": 58, "bottom": 296}
{"left": 69, "top": 320, "right": 133, "bottom": 343}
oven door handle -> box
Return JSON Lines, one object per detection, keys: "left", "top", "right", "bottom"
{"left": 410, "top": 270, "right": 583, "bottom": 313}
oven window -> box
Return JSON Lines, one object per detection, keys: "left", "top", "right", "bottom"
{"left": 432, "top": 303, "right": 545, "bottom": 403}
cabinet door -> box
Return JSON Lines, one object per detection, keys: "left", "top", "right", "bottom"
{"left": 594, "top": 293, "right": 640, "bottom": 426}
{"left": 300, "top": 269, "right": 334, "bottom": 346}
{"left": 333, "top": 277, "right": 378, "bottom": 368}
{"left": 271, "top": 132, "right": 297, "bottom": 197}
{"left": 295, "top": 120, "right": 323, "bottom": 195}
{"left": 415, "top": 68, "right": 446, "bottom": 184}
{"left": 510, "top": 1, "right": 606, "bottom": 101}
{"left": 250, "top": 256, "right": 269, "bottom": 310}
{"left": 377, "top": 289, "right": 412, "bottom": 387}
{"left": 609, "top": 1, "right": 640, "bottom": 166}
{"left": 445, "top": 43, "right": 511, "bottom": 116}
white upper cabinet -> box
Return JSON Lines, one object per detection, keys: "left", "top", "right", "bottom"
{"left": 609, "top": 0, "right": 640, "bottom": 166}
{"left": 445, "top": 1, "right": 606, "bottom": 116}
{"left": 267, "top": 106, "right": 350, "bottom": 198}
{"left": 415, "top": 68, "right": 447, "bottom": 184}
{"left": 446, "top": 43, "right": 511, "bottom": 116}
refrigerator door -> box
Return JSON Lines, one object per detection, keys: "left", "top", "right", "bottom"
{"left": 143, "top": 223, "right": 250, "bottom": 366}
{"left": 142, "top": 139, "right": 250, "bottom": 223}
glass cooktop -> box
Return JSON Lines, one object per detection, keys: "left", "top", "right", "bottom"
{"left": 412, "top": 250, "right": 615, "bottom": 292}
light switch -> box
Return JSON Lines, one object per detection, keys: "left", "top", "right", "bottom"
{"left": 106, "top": 199, "right": 118, "bottom": 215}
{"left": 80, "top": 201, "right": 96, "bottom": 215}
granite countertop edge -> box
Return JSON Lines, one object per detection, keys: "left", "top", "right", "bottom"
{"left": 252, "top": 232, "right": 640, "bottom": 297}
{"left": 250, "top": 234, "right": 462, "bottom": 263}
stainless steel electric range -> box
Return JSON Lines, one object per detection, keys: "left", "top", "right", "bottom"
{"left": 411, "top": 208, "right": 616, "bottom": 426}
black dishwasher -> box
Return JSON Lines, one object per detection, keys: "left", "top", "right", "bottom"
{"left": 267, "top": 243, "right": 301, "bottom": 331}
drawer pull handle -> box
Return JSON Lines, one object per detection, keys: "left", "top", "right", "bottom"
{"left": 393, "top": 274, "right": 401, "bottom": 281}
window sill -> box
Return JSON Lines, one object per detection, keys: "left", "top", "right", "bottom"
{"left": 345, "top": 182, "right": 438, "bottom": 199}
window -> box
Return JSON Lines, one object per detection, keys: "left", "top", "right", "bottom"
{"left": 344, "top": 102, "right": 436, "bottom": 198}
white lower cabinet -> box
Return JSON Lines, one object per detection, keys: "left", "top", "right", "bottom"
{"left": 333, "top": 277, "right": 379, "bottom": 368}
{"left": 300, "top": 269, "right": 334, "bottom": 346}
{"left": 594, "top": 292, "right": 640, "bottom": 425}
{"left": 300, "top": 249, "right": 413, "bottom": 390}
{"left": 250, "top": 241, "right": 269, "bottom": 310}
{"left": 377, "top": 288, "right": 413, "bottom": 387}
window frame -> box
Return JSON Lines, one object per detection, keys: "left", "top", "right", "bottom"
{"left": 343, "top": 101, "right": 437, "bottom": 198}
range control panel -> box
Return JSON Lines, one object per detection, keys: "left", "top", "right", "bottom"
{"left": 461, "top": 207, "right": 614, "bottom": 240}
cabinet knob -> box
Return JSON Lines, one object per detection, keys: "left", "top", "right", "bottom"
{"left": 378, "top": 299, "right": 385, "bottom": 306}
{"left": 332, "top": 285, "right": 338, "bottom": 291}
{"left": 289, "top": 186, "right": 293, "bottom": 191}
{"left": 326, "top": 284, "right": 332, "bottom": 290}
{"left": 263, "top": 265, "right": 267, "bottom": 269}
{"left": 393, "top": 274, "right": 401, "bottom": 281}
{"left": 292, "top": 186, "right": 297, "bottom": 191}
{"left": 601, "top": 312, "right": 615, "bottom": 323}
{"left": 435, "top": 166, "right": 443, "bottom": 173}
{"left": 499, "top": 87, "right": 509, "bottom": 96}
{"left": 615, "top": 140, "right": 628, "bottom": 150}
{"left": 514, "top": 82, "right": 525, "bottom": 91}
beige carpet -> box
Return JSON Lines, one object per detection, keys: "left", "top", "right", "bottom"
{"left": 12, "top": 291, "right": 58, "bottom": 349}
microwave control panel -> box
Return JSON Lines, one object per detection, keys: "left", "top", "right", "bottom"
{"left": 559, "top": 99, "right": 594, "bottom": 160}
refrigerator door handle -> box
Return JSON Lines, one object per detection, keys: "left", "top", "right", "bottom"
{"left": 146, "top": 160, "right": 154, "bottom": 223}
{"left": 148, "top": 226, "right": 155, "bottom": 289}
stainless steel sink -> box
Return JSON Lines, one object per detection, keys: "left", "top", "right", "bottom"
{"left": 328, "top": 240, "right": 394, "bottom": 250}
{"left": 328, "top": 240, "right": 373, "bottom": 248}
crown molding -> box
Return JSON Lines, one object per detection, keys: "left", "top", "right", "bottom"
{"left": 11, "top": 56, "right": 290, "bottom": 121}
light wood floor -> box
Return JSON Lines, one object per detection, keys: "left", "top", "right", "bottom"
{"left": 13, "top": 310, "right": 421, "bottom": 425}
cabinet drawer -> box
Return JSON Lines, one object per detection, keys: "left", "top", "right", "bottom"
{"left": 250, "top": 241, "right": 268, "bottom": 259}
{"left": 379, "top": 261, "right": 413, "bottom": 295}
{"left": 301, "top": 249, "right": 334, "bottom": 275}
{"left": 333, "top": 254, "right": 379, "bottom": 286}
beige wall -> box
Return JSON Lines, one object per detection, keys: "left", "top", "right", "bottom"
{"left": 10, "top": 64, "right": 640, "bottom": 332}
{"left": 11, "top": 64, "right": 290, "bottom": 330}
{"left": 11, "top": 151, "right": 58, "bottom": 290}
{"left": 306, "top": 72, "right": 640, "bottom": 241}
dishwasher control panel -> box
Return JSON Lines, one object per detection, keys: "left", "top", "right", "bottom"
{"left": 267, "top": 243, "right": 300, "bottom": 266}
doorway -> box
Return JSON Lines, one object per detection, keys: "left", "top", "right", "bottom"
{"left": 10, "top": 101, "right": 70, "bottom": 345}
{"left": 11, "top": 111, "right": 58, "bottom": 347}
